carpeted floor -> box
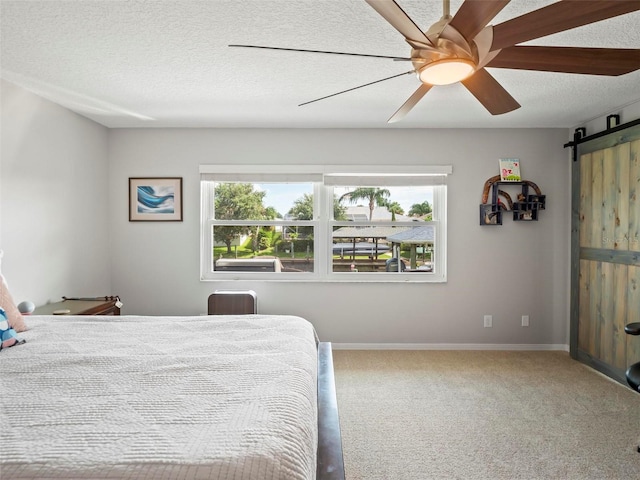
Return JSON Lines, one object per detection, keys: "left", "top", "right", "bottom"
{"left": 333, "top": 350, "right": 640, "bottom": 480}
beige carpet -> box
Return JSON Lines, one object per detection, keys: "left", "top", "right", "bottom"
{"left": 333, "top": 350, "right": 640, "bottom": 480}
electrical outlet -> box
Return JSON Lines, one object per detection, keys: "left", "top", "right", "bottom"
{"left": 522, "top": 315, "right": 529, "bottom": 327}
{"left": 484, "top": 315, "right": 492, "bottom": 328}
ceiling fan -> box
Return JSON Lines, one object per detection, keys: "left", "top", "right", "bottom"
{"left": 230, "top": 0, "right": 640, "bottom": 123}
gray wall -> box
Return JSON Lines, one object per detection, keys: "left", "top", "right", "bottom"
{"left": 0, "top": 80, "right": 111, "bottom": 305}
{"left": 108, "top": 127, "right": 571, "bottom": 346}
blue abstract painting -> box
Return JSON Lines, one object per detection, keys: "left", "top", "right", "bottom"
{"left": 137, "top": 185, "right": 175, "bottom": 214}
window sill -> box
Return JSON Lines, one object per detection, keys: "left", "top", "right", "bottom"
{"left": 200, "top": 273, "right": 446, "bottom": 283}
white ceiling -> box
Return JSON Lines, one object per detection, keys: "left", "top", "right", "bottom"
{"left": 1, "top": 0, "right": 639, "bottom": 129}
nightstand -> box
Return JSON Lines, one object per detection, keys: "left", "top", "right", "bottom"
{"left": 33, "top": 296, "right": 122, "bottom": 316}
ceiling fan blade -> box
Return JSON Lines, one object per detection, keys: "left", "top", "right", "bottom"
{"left": 461, "top": 68, "right": 520, "bottom": 115}
{"left": 448, "top": 0, "right": 510, "bottom": 42}
{"left": 491, "top": 1, "right": 640, "bottom": 51}
{"left": 299, "top": 70, "right": 414, "bottom": 107}
{"left": 388, "top": 84, "right": 432, "bottom": 123}
{"left": 228, "top": 44, "right": 411, "bottom": 61}
{"left": 487, "top": 46, "right": 640, "bottom": 76}
{"left": 365, "top": 0, "right": 434, "bottom": 46}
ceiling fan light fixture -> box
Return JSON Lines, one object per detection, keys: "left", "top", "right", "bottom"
{"left": 418, "top": 58, "right": 476, "bottom": 85}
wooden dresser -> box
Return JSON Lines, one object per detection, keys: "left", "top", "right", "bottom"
{"left": 33, "top": 296, "right": 121, "bottom": 316}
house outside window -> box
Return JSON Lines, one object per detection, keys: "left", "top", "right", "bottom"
{"left": 200, "top": 165, "right": 450, "bottom": 282}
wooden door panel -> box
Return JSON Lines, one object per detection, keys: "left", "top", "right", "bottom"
{"left": 613, "top": 143, "right": 631, "bottom": 251}
{"left": 589, "top": 150, "right": 604, "bottom": 249}
{"left": 588, "top": 260, "right": 602, "bottom": 358}
{"left": 578, "top": 259, "right": 591, "bottom": 352}
{"left": 579, "top": 257, "right": 638, "bottom": 369}
{"left": 576, "top": 133, "right": 640, "bottom": 382}
{"left": 602, "top": 146, "right": 617, "bottom": 252}
{"left": 599, "top": 261, "right": 615, "bottom": 365}
{"left": 612, "top": 263, "right": 628, "bottom": 370}
{"left": 579, "top": 153, "right": 592, "bottom": 248}
{"left": 627, "top": 265, "right": 640, "bottom": 368}
{"left": 630, "top": 139, "right": 640, "bottom": 252}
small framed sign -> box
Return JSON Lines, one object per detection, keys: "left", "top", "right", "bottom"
{"left": 498, "top": 158, "right": 521, "bottom": 182}
{"left": 129, "top": 177, "right": 183, "bottom": 221}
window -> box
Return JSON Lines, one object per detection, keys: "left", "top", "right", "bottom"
{"left": 200, "top": 165, "right": 450, "bottom": 282}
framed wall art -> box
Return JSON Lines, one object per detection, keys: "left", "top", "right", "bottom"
{"left": 129, "top": 177, "right": 183, "bottom": 221}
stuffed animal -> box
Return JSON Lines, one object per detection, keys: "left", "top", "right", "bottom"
{"left": 0, "top": 307, "right": 26, "bottom": 351}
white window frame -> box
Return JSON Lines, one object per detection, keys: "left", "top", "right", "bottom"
{"left": 200, "top": 164, "right": 451, "bottom": 283}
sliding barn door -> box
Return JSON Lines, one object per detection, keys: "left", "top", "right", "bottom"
{"left": 571, "top": 127, "right": 640, "bottom": 382}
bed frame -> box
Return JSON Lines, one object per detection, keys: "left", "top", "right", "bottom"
{"left": 317, "top": 342, "right": 346, "bottom": 480}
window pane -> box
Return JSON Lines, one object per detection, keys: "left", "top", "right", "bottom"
{"left": 332, "top": 225, "right": 434, "bottom": 273}
{"left": 213, "top": 224, "right": 314, "bottom": 273}
{"left": 331, "top": 184, "right": 436, "bottom": 274}
{"left": 214, "top": 182, "right": 314, "bottom": 221}
{"left": 333, "top": 185, "right": 434, "bottom": 221}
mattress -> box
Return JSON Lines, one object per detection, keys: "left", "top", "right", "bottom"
{"left": 0, "top": 314, "right": 318, "bottom": 480}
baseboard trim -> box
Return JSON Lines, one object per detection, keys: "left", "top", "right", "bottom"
{"left": 332, "top": 343, "right": 570, "bottom": 352}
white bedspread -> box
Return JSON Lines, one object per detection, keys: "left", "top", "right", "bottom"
{"left": 0, "top": 315, "right": 318, "bottom": 480}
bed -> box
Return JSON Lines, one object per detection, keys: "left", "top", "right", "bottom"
{"left": 0, "top": 314, "right": 344, "bottom": 480}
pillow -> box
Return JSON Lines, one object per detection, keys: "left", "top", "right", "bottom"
{"left": 0, "top": 274, "right": 27, "bottom": 332}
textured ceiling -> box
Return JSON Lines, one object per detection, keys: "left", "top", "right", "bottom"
{"left": 1, "top": 0, "right": 639, "bottom": 128}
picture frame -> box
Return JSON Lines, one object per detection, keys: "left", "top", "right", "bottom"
{"left": 129, "top": 177, "right": 183, "bottom": 222}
